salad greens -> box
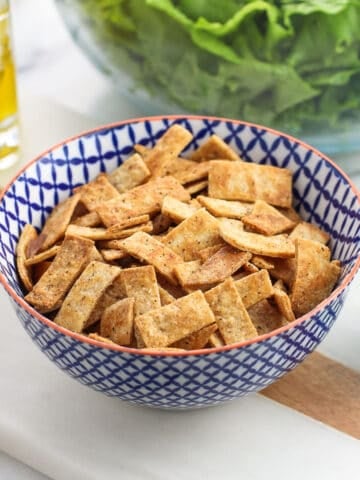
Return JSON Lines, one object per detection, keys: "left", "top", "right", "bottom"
{"left": 58, "top": 0, "right": 360, "bottom": 133}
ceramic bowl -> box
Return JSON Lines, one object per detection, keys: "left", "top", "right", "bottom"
{"left": 0, "top": 116, "right": 359, "bottom": 409}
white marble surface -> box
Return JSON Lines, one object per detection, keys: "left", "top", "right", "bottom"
{"left": 11, "top": 0, "right": 141, "bottom": 123}
{"left": 1, "top": 1, "right": 359, "bottom": 479}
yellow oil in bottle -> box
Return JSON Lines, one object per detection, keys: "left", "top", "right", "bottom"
{"left": 0, "top": 3, "right": 19, "bottom": 170}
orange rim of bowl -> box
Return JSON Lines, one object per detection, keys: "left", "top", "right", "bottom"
{"left": 0, "top": 114, "right": 359, "bottom": 357}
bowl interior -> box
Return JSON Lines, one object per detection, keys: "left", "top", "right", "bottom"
{"left": 0, "top": 117, "right": 359, "bottom": 312}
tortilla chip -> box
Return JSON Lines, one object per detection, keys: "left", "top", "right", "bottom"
{"left": 241, "top": 262, "right": 259, "bottom": 275}
{"left": 26, "top": 234, "right": 47, "bottom": 258}
{"left": 54, "top": 261, "right": 121, "bottom": 332}
{"left": 100, "top": 249, "right": 128, "bottom": 262}
{"left": 197, "top": 195, "right": 253, "bottom": 219}
{"left": 120, "top": 231, "right": 184, "bottom": 284}
{"left": 268, "top": 257, "right": 296, "bottom": 287}
{"left": 90, "top": 246, "right": 104, "bottom": 262}
{"left": 16, "top": 224, "right": 38, "bottom": 291}
{"left": 100, "top": 297, "right": 135, "bottom": 345}
{"left": 190, "top": 135, "right": 240, "bottom": 162}
{"left": 106, "top": 214, "right": 150, "bottom": 233}
{"left": 242, "top": 200, "right": 296, "bottom": 235}
{"left": 32, "top": 260, "right": 52, "bottom": 283}
{"left": 219, "top": 218, "right": 295, "bottom": 258}
{"left": 25, "top": 235, "right": 94, "bottom": 313}
{"left": 66, "top": 221, "right": 152, "bottom": 241}
{"left": 289, "top": 221, "right": 330, "bottom": 244}
{"left": 174, "top": 261, "right": 203, "bottom": 288}
{"left": 176, "top": 247, "right": 251, "bottom": 287}
{"left": 196, "top": 243, "right": 225, "bottom": 262}
{"left": 163, "top": 208, "right": 221, "bottom": 261}
{"left": 108, "top": 153, "right": 150, "bottom": 193}
{"left": 205, "top": 278, "right": 258, "bottom": 344}
{"left": 171, "top": 161, "right": 210, "bottom": 184}
{"left": 234, "top": 269, "right": 274, "bottom": 309}
{"left": 76, "top": 174, "right": 120, "bottom": 211}
{"left": 277, "top": 207, "right": 302, "bottom": 224}
{"left": 171, "top": 323, "right": 217, "bottom": 350}
{"left": 145, "top": 124, "right": 193, "bottom": 177}
{"left": 121, "top": 265, "right": 161, "bottom": 316}
{"left": 290, "top": 238, "right": 341, "bottom": 317}
{"left": 151, "top": 213, "right": 173, "bottom": 235}
{"left": 39, "top": 192, "right": 81, "bottom": 251}
{"left": 248, "top": 299, "right": 287, "bottom": 335}
{"left": 208, "top": 161, "right": 292, "bottom": 208}
{"left": 72, "top": 211, "right": 102, "bottom": 227}
{"left": 250, "top": 255, "right": 275, "bottom": 270}
{"left": 135, "top": 290, "right": 215, "bottom": 348}
{"left": 161, "top": 196, "right": 200, "bottom": 223}
{"left": 158, "top": 286, "right": 175, "bottom": 306}
{"left": 156, "top": 274, "right": 187, "bottom": 299}
{"left": 133, "top": 143, "right": 148, "bottom": 157}
{"left": 273, "top": 279, "right": 287, "bottom": 292}
{"left": 102, "top": 274, "right": 127, "bottom": 303}
{"left": 208, "top": 332, "right": 225, "bottom": 348}
{"left": 25, "top": 245, "right": 61, "bottom": 266}
{"left": 96, "top": 176, "right": 190, "bottom": 227}
{"left": 185, "top": 180, "right": 208, "bottom": 195}
{"left": 273, "top": 287, "right": 295, "bottom": 323}
{"left": 162, "top": 157, "right": 198, "bottom": 176}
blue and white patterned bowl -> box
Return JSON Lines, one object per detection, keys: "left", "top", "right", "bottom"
{"left": 0, "top": 116, "right": 359, "bottom": 409}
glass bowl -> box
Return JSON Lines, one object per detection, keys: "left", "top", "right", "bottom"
{"left": 54, "top": 0, "right": 360, "bottom": 170}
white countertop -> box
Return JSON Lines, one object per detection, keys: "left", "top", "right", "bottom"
{"left": 1, "top": 1, "right": 359, "bottom": 479}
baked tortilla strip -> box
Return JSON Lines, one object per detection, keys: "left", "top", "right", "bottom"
{"left": 39, "top": 192, "right": 81, "bottom": 251}
{"left": 273, "top": 287, "right": 296, "bottom": 323}
{"left": 248, "top": 299, "right": 288, "bottom": 334}
{"left": 121, "top": 265, "right": 161, "bottom": 316}
{"left": 234, "top": 269, "right": 274, "bottom": 309}
{"left": 25, "top": 245, "right": 61, "bottom": 266}
{"left": 144, "top": 124, "right": 193, "bottom": 177}
{"left": 96, "top": 176, "right": 190, "bottom": 227}
{"left": 72, "top": 211, "right": 102, "bottom": 227}
{"left": 289, "top": 221, "right": 330, "bottom": 244}
{"left": 100, "top": 297, "right": 135, "bottom": 346}
{"left": 171, "top": 161, "right": 211, "bottom": 184}
{"left": 178, "top": 246, "right": 251, "bottom": 287}
{"left": 135, "top": 290, "right": 215, "bottom": 348}
{"left": 205, "top": 278, "right": 258, "bottom": 344}
{"left": 158, "top": 286, "right": 176, "bottom": 306}
{"left": 120, "top": 231, "right": 183, "bottom": 284}
{"left": 219, "top": 218, "right": 295, "bottom": 258}
{"left": 76, "top": 174, "right": 120, "bottom": 211}
{"left": 190, "top": 135, "right": 241, "bottom": 162}
{"left": 197, "top": 195, "right": 253, "bottom": 219}
{"left": 161, "top": 196, "right": 200, "bottom": 223}
{"left": 290, "top": 238, "right": 341, "bottom": 317}
{"left": 54, "top": 261, "right": 121, "bottom": 333}
{"left": 66, "top": 221, "right": 152, "bottom": 241}
{"left": 107, "top": 153, "right": 150, "bottom": 193}
{"left": 162, "top": 208, "right": 221, "bottom": 261}
{"left": 25, "top": 235, "right": 94, "bottom": 313}
{"left": 171, "top": 323, "right": 218, "bottom": 350}
{"left": 208, "top": 160, "right": 292, "bottom": 208}
{"left": 242, "top": 200, "right": 296, "bottom": 235}
{"left": 16, "top": 224, "right": 38, "bottom": 291}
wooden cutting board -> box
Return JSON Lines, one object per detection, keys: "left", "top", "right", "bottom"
{"left": 261, "top": 351, "right": 360, "bottom": 440}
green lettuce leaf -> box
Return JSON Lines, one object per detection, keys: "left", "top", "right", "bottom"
{"left": 59, "top": 0, "right": 360, "bottom": 134}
